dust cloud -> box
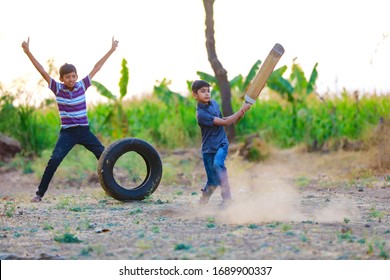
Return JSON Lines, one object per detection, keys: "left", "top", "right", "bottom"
{"left": 311, "top": 198, "right": 361, "bottom": 223}
{"left": 197, "top": 151, "right": 363, "bottom": 225}
{"left": 219, "top": 167, "right": 305, "bottom": 224}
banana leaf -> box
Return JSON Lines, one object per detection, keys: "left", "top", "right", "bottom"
{"left": 307, "top": 62, "right": 318, "bottom": 94}
{"left": 91, "top": 81, "right": 116, "bottom": 100}
{"left": 119, "top": 58, "right": 129, "bottom": 100}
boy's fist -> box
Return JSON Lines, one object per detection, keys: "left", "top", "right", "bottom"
{"left": 21, "top": 37, "right": 30, "bottom": 53}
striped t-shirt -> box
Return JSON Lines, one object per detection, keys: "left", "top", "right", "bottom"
{"left": 49, "top": 76, "right": 91, "bottom": 128}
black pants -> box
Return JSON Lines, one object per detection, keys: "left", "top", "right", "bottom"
{"left": 36, "top": 126, "right": 105, "bottom": 197}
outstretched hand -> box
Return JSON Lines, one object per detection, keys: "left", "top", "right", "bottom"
{"left": 111, "top": 36, "right": 119, "bottom": 51}
{"left": 20, "top": 37, "right": 51, "bottom": 84}
{"left": 21, "top": 37, "right": 30, "bottom": 53}
{"left": 89, "top": 37, "right": 120, "bottom": 79}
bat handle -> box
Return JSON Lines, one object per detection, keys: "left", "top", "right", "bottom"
{"left": 244, "top": 94, "right": 256, "bottom": 104}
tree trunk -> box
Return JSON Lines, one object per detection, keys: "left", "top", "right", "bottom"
{"left": 202, "top": 0, "right": 235, "bottom": 141}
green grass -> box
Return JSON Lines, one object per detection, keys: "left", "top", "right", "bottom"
{"left": 54, "top": 232, "right": 83, "bottom": 243}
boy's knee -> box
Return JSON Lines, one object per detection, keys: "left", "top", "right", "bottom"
{"left": 48, "top": 150, "right": 67, "bottom": 166}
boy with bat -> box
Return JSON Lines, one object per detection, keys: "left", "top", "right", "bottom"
{"left": 192, "top": 43, "right": 284, "bottom": 207}
{"left": 192, "top": 80, "right": 251, "bottom": 207}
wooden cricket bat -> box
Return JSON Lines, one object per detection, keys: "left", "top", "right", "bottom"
{"left": 244, "top": 43, "right": 285, "bottom": 104}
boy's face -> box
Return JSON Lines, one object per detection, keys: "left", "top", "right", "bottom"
{"left": 59, "top": 72, "right": 78, "bottom": 90}
{"left": 193, "top": 86, "right": 210, "bottom": 104}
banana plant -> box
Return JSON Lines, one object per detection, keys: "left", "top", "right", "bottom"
{"left": 267, "top": 60, "right": 319, "bottom": 140}
{"left": 154, "top": 78, "right": 188, "bottom": 105}
{"left": 267, "top": 65, "right": 294, "bottom": 102}
{"left": 267, "top": 60, "right": 319, "bottom": 103}
{"left": 92, "top": 58, "right": 129, "bottom": 138}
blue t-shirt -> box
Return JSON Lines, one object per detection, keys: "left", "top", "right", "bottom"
{"left": 196, "top": 100, "right": 229, "bottom": 153}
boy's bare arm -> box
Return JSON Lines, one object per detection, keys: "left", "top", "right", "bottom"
{"left": 89, "top": 37, "right": 119, "bottom": 79}
{"left": 21, "top": 37, "right": 51, "bottom": 84}
{"left": 213, "top": 102, "right": 251, "bottom": 126}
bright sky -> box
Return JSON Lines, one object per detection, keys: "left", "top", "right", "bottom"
{"left": 1, "top": 0, "right": 389, "bottom": 103}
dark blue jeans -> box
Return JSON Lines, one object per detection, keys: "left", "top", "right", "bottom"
{"left": 36, "top": 126, "right": 105, "bottom": 197}
{"left": 202, "top": 146, "right": 228, "bottom": 186}
{"left": 202, "top": 145, "right": 231, "bottom": 200}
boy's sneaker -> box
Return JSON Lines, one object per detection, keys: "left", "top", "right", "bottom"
{"left": 199, "top": 186, "right": 216, "bottom": 205}
{"left": 31, "top": 195, "right": 42, "bottom": 202}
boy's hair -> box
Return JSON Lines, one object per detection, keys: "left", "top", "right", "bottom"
{"left": 192, "top": 80, "right": 211, "bottom": 93}
{"left": 59, "top": 63, "right": 77, "bottom": 78}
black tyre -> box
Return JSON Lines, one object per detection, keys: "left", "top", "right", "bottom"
{"left": 97, "top": 138, "right": 162, "bottom": 201}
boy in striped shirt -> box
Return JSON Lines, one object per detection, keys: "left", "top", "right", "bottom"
{"left": 21, "top": 37, "right": 119, "bottom": 202}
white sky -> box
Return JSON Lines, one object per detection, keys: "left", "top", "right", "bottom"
{"left": 1, "top": 0, "right": 389, "bottom": 103}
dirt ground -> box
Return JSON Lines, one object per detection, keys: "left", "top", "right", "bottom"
{"left": 0, "top": 147, "right": 389, "bottom": 260}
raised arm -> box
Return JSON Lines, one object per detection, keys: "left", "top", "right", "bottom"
{"left": 21, "top": 37, "right": 51, "bottom": 84}
{"left": 89, "top": 37, "right": 119, "bottom": 79}
{"left": 213, "top": 102, "right": 251, "bottom": 126}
